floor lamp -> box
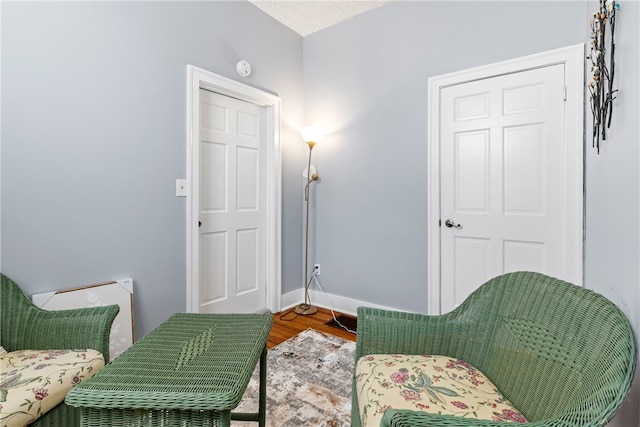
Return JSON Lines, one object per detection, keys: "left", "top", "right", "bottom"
{"left": 295, "top": 127, "right": 323, "bottom": 315}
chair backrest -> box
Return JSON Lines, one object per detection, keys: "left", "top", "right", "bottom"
{"left": 452, "top": 271, "right": 636, "bottom": 424}
{"left": 0, "top": 273, "right": 41, "bottom": 349}
{"left": 1, "top": 273, "right": 119, "bottom": 361}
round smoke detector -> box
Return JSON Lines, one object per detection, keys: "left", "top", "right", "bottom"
{"left": 236, "top": 60, "right": 252, "bottom": 77}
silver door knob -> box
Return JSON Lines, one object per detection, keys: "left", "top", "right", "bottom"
{"left": 444, "top": 219, "right": 462, "bottom": 229}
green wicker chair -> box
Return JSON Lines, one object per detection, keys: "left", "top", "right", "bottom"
{"left": 1, "top": 273, "right": 119, "bottom": 427}
{"left": 352, "top": 271, "right": 637, "bottom": 427}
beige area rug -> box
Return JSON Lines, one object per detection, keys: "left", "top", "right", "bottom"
{"left": 233, "top": 328, "right": 355, "bottom": 427}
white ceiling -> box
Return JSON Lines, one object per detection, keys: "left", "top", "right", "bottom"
{"left": 248, "top": 0, "right": 394, "bottom": 37}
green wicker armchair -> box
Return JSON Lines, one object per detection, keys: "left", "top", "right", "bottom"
{"left": 1, "top": 273, "right": 119, "bottom": 427}
{"left": 352, "top": 271, "right": 637, "bottom": 427}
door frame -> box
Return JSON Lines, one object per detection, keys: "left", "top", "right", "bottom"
{"left": 427, "top": 44, "right": 585, "bottom": 315}
{"left": 186, "top": 65, "right": 282, "bottom": 313}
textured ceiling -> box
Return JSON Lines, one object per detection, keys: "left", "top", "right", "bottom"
{"left": 249, "top": 0, "right": 394, "bottom": 37}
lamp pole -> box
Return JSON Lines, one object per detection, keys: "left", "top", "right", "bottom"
{"left": 295, "top": 140, "right": 319, "bottom": 315}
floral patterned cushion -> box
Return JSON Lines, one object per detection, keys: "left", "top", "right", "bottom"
{"left": 355, "top": 354, "right": 527, "bottom": 426}
{"left": 0, "top": 349, "right": 104, "bottom": 427}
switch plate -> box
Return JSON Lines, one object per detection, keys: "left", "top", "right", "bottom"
{"left": 176, "top": 179, "right": 187, "bottom": 197}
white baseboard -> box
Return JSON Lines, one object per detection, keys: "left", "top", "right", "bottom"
{"left": 280, "top": 288, "right": 399, "bottom": 317}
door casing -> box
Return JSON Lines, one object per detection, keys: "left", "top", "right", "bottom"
{"left": 427, "top": 44, "right": 585, "bottom": 315}
{"left": 186, "top": 65, "right": 282, "bottom": 313}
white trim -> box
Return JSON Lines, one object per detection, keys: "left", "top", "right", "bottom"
{"left": 186, "top": 65, "right": 283, "bottom": 314}
{"left": 280, "top": 288, "right": 400, "bottom": 317}
{"left": 427, "top": 44, "right": 585, "bottom": 315}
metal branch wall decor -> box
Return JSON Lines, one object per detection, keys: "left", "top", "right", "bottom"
{"left": 588, "top": 0, "right": 620, "bottom": 153}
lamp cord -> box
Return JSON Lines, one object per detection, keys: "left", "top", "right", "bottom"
{"left": 311, "top": 273, "right": 356, "bottom": 334}
{"left": 278, "top": 272, "right": 357, "bottom": 335}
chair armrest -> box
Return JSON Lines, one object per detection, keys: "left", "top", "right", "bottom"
{"left": 11, "top": 304, "right": 119, "bottom": 362}
{"left": 355, "top": 307, "right": 485, "bottom": 362}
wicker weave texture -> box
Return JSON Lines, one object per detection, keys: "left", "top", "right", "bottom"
{"left": 26, "top": 399, "right": 81, "bottom": 426}
{"left": 352, "top": 271, "right": 637, "bottom": 427}
{"left": 1, "top": 274, "right": 119, "bottom": 361}
{"left": 79, "top": 407, "right": 223, "bottom": 427}
{"left": 66, "top": 313, "right": 273, "bottom": 426}
{"left": 1, "top": 273, "right": 120, "bottom": 427}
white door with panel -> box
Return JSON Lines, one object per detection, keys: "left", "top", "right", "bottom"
{"left": 198, "top": 89, "right": 267, "bottom": 313}
{"left": 439, "top": 64, "right": 571, "bottom": 313}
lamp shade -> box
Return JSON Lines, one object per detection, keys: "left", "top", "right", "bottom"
{"left": 300, "top": 126, "right": 325, "bottom": 143}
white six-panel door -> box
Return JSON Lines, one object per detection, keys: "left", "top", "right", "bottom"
{"left": 438, "top": 64, "right": 574, "bottom": 313}
{"left": 198, "top": 89, "right": 267, "bottom": 313}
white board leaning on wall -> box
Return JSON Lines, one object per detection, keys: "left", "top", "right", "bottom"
{"left": 32, "top": 279, "right": 134, "bottom": 359}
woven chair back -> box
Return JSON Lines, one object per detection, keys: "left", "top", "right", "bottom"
{"left": 450, "top": 272, "right": 636, "bottom": 424}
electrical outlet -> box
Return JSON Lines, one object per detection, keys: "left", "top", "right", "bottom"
{"left": 313, "top": 264, "right": 321, "bottom": 275}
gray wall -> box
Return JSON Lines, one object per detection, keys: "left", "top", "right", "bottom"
{"left": 583, "top": 2, "right": 640, "bottom": 425}
{"left": 1, "top": 1, "right": 305, "bottom": 338}
{"left": 303, "top": 1, "right": 588, "bottom": 311}
{"left": 303, "top": 1, "right": 638, "bottom": 425}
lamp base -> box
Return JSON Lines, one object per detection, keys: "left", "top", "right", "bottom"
{"left": 294, "top": 303, "right": 318, "bottom": 315}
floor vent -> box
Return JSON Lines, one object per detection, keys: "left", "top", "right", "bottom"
{"left": 324, "top": 314, "right": 357, "bottom": 333}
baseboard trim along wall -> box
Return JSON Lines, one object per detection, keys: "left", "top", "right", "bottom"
{"left": 280, "top": 288, "right": 400, "bottom": 317}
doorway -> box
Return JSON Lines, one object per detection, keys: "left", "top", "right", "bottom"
{"left": 427, "top": 45, "right": 584, "bottom": 314}
{"left": 186, "top": 65, "right": 282, "bottom": 314}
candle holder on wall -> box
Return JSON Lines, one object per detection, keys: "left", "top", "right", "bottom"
{"left": 587, "top": 0, "right": 620, "bottom": 153}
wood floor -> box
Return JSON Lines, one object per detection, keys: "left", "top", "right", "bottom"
{"left": 267, "top": 306, "right": 356, "bottom": 349}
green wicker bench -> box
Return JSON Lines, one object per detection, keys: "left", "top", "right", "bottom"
{"left": 1, "top": 273, "right": 119, "bottom": 427}
{"left": 352, "top": 271, "right": 637, "bottom": 427}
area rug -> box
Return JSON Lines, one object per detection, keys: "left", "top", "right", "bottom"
{"left": 232, "top": 328, "right": 355, "bottom": 427}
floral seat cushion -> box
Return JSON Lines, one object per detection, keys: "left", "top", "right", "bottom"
{"left": 0, "top": 349, "right": 105, "bottom": 427}
{"left": 355, "top": 354, "right": 527, "bottom": 426}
